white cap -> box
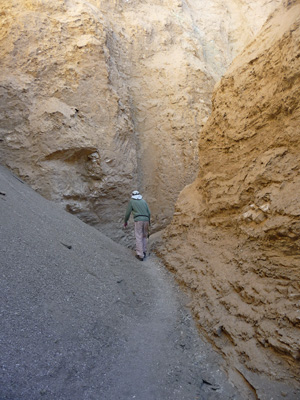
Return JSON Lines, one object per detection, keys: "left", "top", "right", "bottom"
{"left": 131, "top": 190, "right": 142, "bottom": 200}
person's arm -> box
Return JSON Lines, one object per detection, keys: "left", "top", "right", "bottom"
{"left": 124, "top": 201, "right": 133, "bottom": 226}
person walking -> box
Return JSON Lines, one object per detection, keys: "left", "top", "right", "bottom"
{"left": 124, "top": 190, "right": 151, "bottom": 261}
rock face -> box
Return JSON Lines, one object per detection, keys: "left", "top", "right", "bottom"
{"left": 159, "top": 0, "right": 300, "bottom": 396}
{"left": 0, "top": 0, "right": 137, "bottom": 242}
{"left": 0, "top": 0, "right": 280, "bottom": 240}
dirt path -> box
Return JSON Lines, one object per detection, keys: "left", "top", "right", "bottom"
{"left": 0, "top": 165, "right": 242, "bottom": 400}
{"left": 96, "top": 254, "right": 243, "bottom": 400}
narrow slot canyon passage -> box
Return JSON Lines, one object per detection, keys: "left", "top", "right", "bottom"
{"left": 0, "top": 165, "right": 244, "bottom": 399}
{"left": 1, "top": 1, "right": 299, "bottom": 399}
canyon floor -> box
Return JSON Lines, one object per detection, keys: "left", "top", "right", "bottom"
{"left": 0, "top": 164, "right": 243, "bottom": 400}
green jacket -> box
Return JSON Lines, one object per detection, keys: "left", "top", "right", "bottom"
{"left": 124, "top": 199, "right": 151, "bottom": 223}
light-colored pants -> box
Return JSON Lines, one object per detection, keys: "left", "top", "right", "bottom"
{"left": 134, "top": 221, "right": 149, "bottom": 257}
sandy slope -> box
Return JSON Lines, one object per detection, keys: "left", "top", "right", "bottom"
{"left": 0, "top": 164, "right": 242, "bottom": 400}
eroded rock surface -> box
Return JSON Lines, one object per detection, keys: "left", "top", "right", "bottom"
{"left": 159, "top": 1, "right": 300, "bottom": 397}
{"left": 0, "top": 0, "right": 280, "bottom": 240}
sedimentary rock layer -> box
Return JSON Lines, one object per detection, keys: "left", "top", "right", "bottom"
{"left": 159, "top": 0, "right": 300, "bottom": 397}
{"left": 0, "top": 0, "right": 137, "bottom": 242}
{"left": 0, "top": 0, "right": 280, "bottom": 239}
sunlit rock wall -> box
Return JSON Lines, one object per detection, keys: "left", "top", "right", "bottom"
{"left": 159, "top": 1, "right": 300, "bottom": 397}
{"left": 92, "top": 0, "right": 281, "bottom": 228}
{"left": 0, "top": 0, "right": 137, "bottom": 241}
{"left": 0, "top": 0, "right": 280, "bottom": 239}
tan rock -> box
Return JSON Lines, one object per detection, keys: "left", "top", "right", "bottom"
{"left": 0, "top": 0, "right": 280, "bottom": 239}
{"left": 159, "top": 0, "right": 300, "bottom": 394}
{"left": 0, "top": 0, "right": 140, "bottom": 243}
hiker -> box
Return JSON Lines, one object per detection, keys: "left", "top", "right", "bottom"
{"left": 124, "top": 190, "right": 151, "bottom": 261}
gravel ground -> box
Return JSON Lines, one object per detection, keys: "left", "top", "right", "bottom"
{"left": 0, "top": 165, "right": 243, "bottom": 400}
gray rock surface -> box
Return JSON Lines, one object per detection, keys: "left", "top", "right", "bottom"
{"left": 0, "top": 164, "right": 242, "bottom": 399}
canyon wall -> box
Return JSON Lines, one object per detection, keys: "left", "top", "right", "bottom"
{"left": 0, "top": 0, "right": 138, "bottom": 242}
{"left": 0, "top": 0, "right": 280, "bottom": 240}
{"left": 159, "top": 0, "right": 300, "bottom": 397}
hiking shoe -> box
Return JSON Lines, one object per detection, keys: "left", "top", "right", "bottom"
{"left": 135, "top": 255, "right": 144, "bottom": 261}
